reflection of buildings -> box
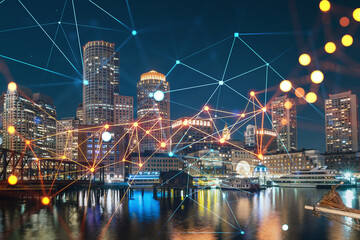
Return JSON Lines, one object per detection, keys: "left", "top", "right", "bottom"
{"left": 137, "top": 70, "right": 170, "bottom": 152}
{"left": 131, "top": 152, "right": 181, "bottom": 174}
{"left": 77, "top": 125, "right": 128, "bottom": 181}
{"left": 244, "top": 124, "right": 277, "bottom": 153}
{"left": 323, "top": 152, "right": 360, "bottom": 174}
{"left": 325, "top": 91, "right": 359, "bottom": 153}
{"left": 271, "top": 95, "right": 297, "bottom": 152}
{"left": 184, "top": 149, "right": 226, "bottom": 176}
{"left": 56, "top": 117, "right": 80, "bottom": 160}
{"left": 3, "top": 85, "right": 56, "bottom": 158}
{"left": 262, "top": 149, "right": 323, "bottom": 176}
{"left": 171, "top": 117, "right": 213, "bottom": 154}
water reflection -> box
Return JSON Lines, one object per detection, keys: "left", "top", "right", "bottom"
{"left": 0, "top": 188, "right": 359, "bottom": 240}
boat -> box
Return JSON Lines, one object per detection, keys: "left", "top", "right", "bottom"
{"left": 220, "top": 176, "right": 261, "bottom": 192}
{"left": 271, "top": 166, "right": 356, "bottom": 188}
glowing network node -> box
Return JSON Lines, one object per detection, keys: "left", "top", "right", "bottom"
{"left": 131, "top": 30, "right": 137, "bottom": 36}
{"left": 168, "top": 152, "right": 174, "bottom": 157}
{"left": 353, "top": 8, "right": 360, "bottom": 22}
{"left": 241, "top": 113, "right": 245, "bottom": 117}
{"left": 219, "top": 138, "right": 225, "bottom": 144}
{"left": 139, "top": 163, "right": 143, "bottom": 167}
{"left": 262, "top": 107, "right": 266, "bottom": 112}
{"left": 339, "top": 17, "right": 350, "bottom": 27}
{"left": 146, "top": 130, "right": 150, "bottom": 134}
{"left": 159, "top": 117, "right": 163, "bottom": 120}
{"left": 183, "top": 119, "right": 188, "bottom": 126}
{"left": 90, "top": 167, "right": 95, "bottom": 173}
{"left": 319, "top": 0, "right": 330, "bottom": 12}
{"left": 234, "top": 32, "right": 239, "bottom": 37}
{"left": 341, "top": 34, "right": 353, "bottom": 47}
{"left": 282, "top": 224, "right": 289, "bottom": 231}
{"left": 25, "top": 140, "right": 30, "bottom": 145}
{"left": 58, "top": 21, "right": 61, "bottom": 24}
{"left": 240, "top": 231, "right": 245, "bottom": 235}
{"left": 324, "top": 42, "right": 336, "bottom": 54}
{"left": 176, "top": 60, "right": 180, "bottom": 64}
{"left": 258, "top": 154, "right": 263, "bottom": 159}
{"left": 62, "top": 155, "right": 66, "bottom": 160}
{"left": 35, "top": 158, "right": 39, "bottom": 161}
{"left": 210, "top": 149, "right": 214, "bottom": 152}
{"left": 83, "top": 80, "right": 89, "bottom": 85}
{"left": 279, "top": 80, "right": 292, "bottom": 92}
{"left": 295, "top": 87, "right": 305, "bottom": 98}
{"left": 8, "top": 175, "right": 18, "bottom": 185}
{"left": 154, "top": 90, "right": 164, "bottom": 101}
{"left": 284, "top": 101, "right": 293, "bottom": 109}
{"left": 41, "top": 197, "right": 50, "bottom": 205}
{"left": 160, "top": 142, "right": 166, "bottom": 148}
{"left": 250, "top": 91, "right": 255, "bottom": 97}
{"left": 219, "top": 80, "right": 224, "bottom": 85}
{"left": 133, "top": 122, "right": 138, "bottom": 127}
{"left": 104, "top": 124, "right": 110, "bottom": 129}
{"left": 122, "top": 158, "right": 126, "bottom": 162}
{"left": 102, "top": 131, "right": 111, "bottom": 142}
{"left": 204, "top": 106, "right": 210, "bottom": 111}
{"left": 298, "top": 54, "right": 311, "bottom": 66}
{"left": 311, "top": 70, "right": 324, "bottom": 84}
{"left": 149, "top": 92, "right": 154, "bottom": 98}
{"left": 8, "top": 82, "right": 17, "bottom": 92}
{"left": 7, "top": 126, "right": 15, "bottom": 134}
{"left": 306, "top": 92, "right": 317, "bottom": 103}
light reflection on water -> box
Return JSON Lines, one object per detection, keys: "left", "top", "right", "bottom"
{"left": 0, "top": 188, "right": 359, "bottom": 240}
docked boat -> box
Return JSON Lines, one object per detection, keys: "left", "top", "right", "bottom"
{"left": 272, "top": 167, "right": 356, "bottom": 188}
{"left": 220, "top": 177, "right": 261, "bottom": 191}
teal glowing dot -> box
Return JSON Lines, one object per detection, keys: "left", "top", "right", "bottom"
{"left": 176, "top": 60, "right": 180, "bottom": 64}
{"left": 282, "top": 224, "right": 289, "bottom": 231}
{"left": 149, "top": 92, "right": 154, "bottom": 98}
{"left": 58, "top": 21, "right": 61, "bottom": 24}
{"left": 83, "top": 80, "right": 89, "bottom": 85}
{"left": 168, "top": 152, "right": 174, "bottom": 157}
{"left": 101, "top": 132, "right": 111, "bottom": 142}
{"left": 234, "top": 32, "right": 239, "bottom": 37}
{"left": 210, "top": 149, "right": 214, "bottom": 152}
{"left": 219, "top": 80, "right": 224, "bottom": 85}
{"left": 154, "top": 90, "right": 164, "bottom": 101}
{"left": 240, "top": 231, "right": 244, "bottom": 234}
{"left": 132, "top": 30, "right": 137, "bottom": 36}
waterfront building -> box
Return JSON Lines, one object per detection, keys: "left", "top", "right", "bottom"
{"left": 130, "top": 152, "right": 181, "bottom": 174}
{"left": 231, "top": 148, "right": 259, "bottom": 175}
{"left": 325, "top": 91, "right": 359, "bottom": 153}
{"left": 114, "top": 95, "right": 133, "bottom": 131}
{"left": 137, "top": 70, "right": 170, "bottom": 152}
{"left": 262, "top": 149, "right": 324, "bottom": 176}
{"left": 3, "top": 84, "right": 56, "bottom": 158}
{"left": 322, "top": 152, "right": 360, "bottom": 174}
{"left": 56, "top": 117, "right": 80, "bottom": 161}
{"left": 271, "top": 95, "right": 297, "bottom": 152}
{"left": 244, "top": 124, "right": 277, "bottom": 153}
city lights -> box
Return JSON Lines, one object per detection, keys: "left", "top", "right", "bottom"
{"left": 311, "top": 70, "right": 324, "bottom": 84}
{"left": 250, "top": 91, "right": 255, "bottom": 97}
{"left": 7, "top": 126, "right": 15, "bottom": 134}
{"left": 241, "top": 113, "right": 245, "bottom": 117}
{"left": 8, "top": 82, "right": 17, "bottom": 92}
{"left": 353, "top": 8, "right": 360, "bottom": 21}
{"left": 341, "top": 35, "right": 353, "bottom": 47}
{"left": 204, "top": 106, "right": 210, "bottom": 111}
{"left": 168, "top": 152, "right": 174, "bottom": 157}
{"left": 25, "top": 140, "right": 30, "bottom": 145}
{"left": 305, "top": 92, "right": 317, "bottom": 103}
{"left": 83, "top": 80, "right": 89, "bottom": 85}
{"left": 262, "top": 107, "right": 266, "bottom": 112}
{"left": 339, "top": 17, "right": 350, "bottom": 27}
{"left": 282, "top": 224, "right": 289, "bottom": 231}
{"left": 146, "top": 130, "right": 150, "bottom": 134}
{"left": 41, "top": 197, "right": 50, "bottom": 205}
{"left": 298, "top": 54, "right": 311, "bottom": 66}
{"left": 324, "top": 42, "right": 336, "bottom": 54}
{"left": 258, "top": 154, "right": 263, "bottom": 159}
{"left": 102, "top": 131, "right": 112, "bottom": 142}
{"left": 160, "top": 142, "right": 166, "bottom": 148}
{"left": 284, "top": 101, "right": 293, "bottom": 109}
{"left": 279, "top": 80, "right": 292, "bottom": 92}
{"left": 295, "top": 87, "right": 305, "bottom": 98}
{"left": 90, "top": 167, "right": 95, "bottom": 173}
{"left": 8, "top": 175, "right": 18, "bottom": 185}
{"left": 281, "top": 118, "right": 288, "bottom": 126}
{"left": 133, "top": 122, "right": 138, "bottom": 127}
{"left": 139, "top": 163, "right": 143, "bottom": 167}
{"left": 104, "top": 124, "right": 110, "bottom": 129}
{"left": 154, "top": 90, "right": 164, "bottom": 101}
{"left": 219, "top": 138, "right": 225, "bottom": 143}
{"left": 319, "top": 0, "right": 330, "bottom": 12}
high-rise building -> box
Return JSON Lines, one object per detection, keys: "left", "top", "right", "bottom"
{"left": 325, "top": 91, "right": 359, "bottom": 153}
{"left": 114, "top": 95, "right": 133, "bottom": 131}
{"left": 137, "top": 70, "right": 170, "bottom": 152}
{"left": 271, "top": 95, "right": 297, "bottom": 152}
{"left": 3, "top": 84, "right": 56, "bottom": 158}
{"left": 76, "top": 103, "right": 84, "bottom": 124}
{"left": 83, "top": 40, "right": 119, "bottom": 125}
{"left": 56, "top": 117, "right": 80, "bottom": 161}
{"left": 244, "top": 124, "right": 277, "bottom": 153}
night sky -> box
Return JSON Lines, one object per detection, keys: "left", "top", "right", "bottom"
{"left": 0, "top": 0, "right": 360, "bottom": 152}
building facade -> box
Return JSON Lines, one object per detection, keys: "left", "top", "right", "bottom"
{"left": 56, "top": 117, "right": 80, "bottom": 161}
{"left": 137, "top": 70, "right": 170, "bottom": 152}
{"left": 114, "top": 95, "right": 133, "bottom": 131}
{"left": 131, "top": 152, "right": 181, "bottom": 173}
{"left": 323, "top": 152, "right": 360, "bottom": 174}
{"left": 325, "top": 91, "right": 359, "bottom": 153}
{"left": 271, "top": 95, "right": 297, "bottom": 152}
{"left": 244, "top": 124, "right": 277, "bottom": 153}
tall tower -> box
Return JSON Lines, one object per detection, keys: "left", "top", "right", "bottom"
{"left": 222, "top": 123, "right": 231, "bottom": 140}
{"left": 83, "top": 40, "right": 119, "bottom": 125}
{"left": 137, "top": 70, "right": 170, "bottom": 152}
{"left": 271, "top": 95, "right": 297, "bottom": 152}
{"left": 325, "top": 91, "right": 359, "bottom": 153}
{"left": 114, "top": 95, "right": 134, "bottom": 132}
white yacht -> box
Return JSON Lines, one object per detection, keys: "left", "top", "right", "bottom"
{"left": 272, "top": 167, "right": 356, "bottom": 188}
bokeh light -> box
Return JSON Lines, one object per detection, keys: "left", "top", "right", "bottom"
{"left": 41, "top": 197, "right": 50, "bottom": 205}
{"left": 8, "top": 82, "right": 17, "bottom": 92}
{"left": 258, "top": 154, "right": 263, "bottom": 159}
{"left": 8, "top": 175, "right": 18, "bottom": 185}
{"left": 154, "top": 90, "right": 164, "bottom": 101}
{"left": 279, "top": 80, "right": 292, "bottom": 92}
{"left": 311, "top": 70, "right": 324, "bottom": 84}
{"left": 295, "top": 87, "right": 305, "bottom": 98}
{"left": 282, "top": 224, "right": 289, "bottom": 231}
{"left": 101, "top": 132, "right": 111, "bottom": 142}
{"left": 104, "top": 124, "right": 109, "bottom": 129}
{"left": 319, "top": 0, "right": 330, "bottom": 12}
{"left": 204, "top": 106, "right": 209, "bottom": 111}
{"left": 281, "top": 119, "right": 288, "bottom": 126}
{"left": 7, "top": 126, "right": 15, "bottom": 134}
{"left": 341, "top": 34, "right": 353, "bottom": 47}
{"left": 305, "top": 92, "right": 317, "bottom": 103}
{"left": 324, "top": 42, "right": 336, "bottom": 54}
{"left": 339, "top": 17, "right": 350, "bottom": 27}
{"left": 298, "top": 54, "right": 311, "bottom": 66}
{"left": 284, "top": 101, "right": 293, "bottom": 109}
{"left": 250, "top": 91, "right": 255, "bottom": 97}
{"left": 353, "top": 8, "right": 360, "bottom": 22}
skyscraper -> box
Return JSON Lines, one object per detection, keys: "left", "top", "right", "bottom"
{"left": 3, "top": 83, "right": 56, "bottom": 158}
{"left": 325, "top": 91, "right": 359, "bottom": 153}
{"left": 271, "top": 95, "right": 297, "bottom": 152}
{"left": 244, "top": 124, "right": 277, "bottom": 153}
{"left": 137, "top": 70, "right": 170, "bottom": 152}
{"left": 56, "top": 117, "right": 80, "bottom": 161}
{"left": 83, "top": 40, "right": 119, "bottom": 125}
{"left": 76, "top": 103, "right": 84, "bottom": 124}
{"left": 114, "top": 95, "right": 133, "bottom": 131}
